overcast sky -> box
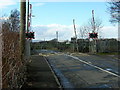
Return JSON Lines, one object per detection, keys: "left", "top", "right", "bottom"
{"left": 0, "top": 0, "right": 118, "bottom": 41}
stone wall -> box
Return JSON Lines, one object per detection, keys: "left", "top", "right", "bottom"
{"left": 74, "top": 38, "right": 118, "bottom": 53}
{"left": 77, "top": 39, "right": 89, "bottom": 52}
{"left": 96, "top": 39, "right": 118, "bottom": 53}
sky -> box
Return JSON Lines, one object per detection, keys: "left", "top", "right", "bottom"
{"left": 0, "top": 0, "right": 118, "bottom": 41}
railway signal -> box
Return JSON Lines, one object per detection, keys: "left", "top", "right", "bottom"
{"left": 26, "top": 32, "right": 35, "bottom": 39}
{"left": 89, "top": 33, "right": 98, "bottom": 38}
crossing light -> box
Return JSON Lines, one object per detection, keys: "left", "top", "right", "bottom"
{"left": 26, "top": 32, "right": 35, "bottom": 39}
{"left": 89, "top": 33, "right": 98, "bottom": 38}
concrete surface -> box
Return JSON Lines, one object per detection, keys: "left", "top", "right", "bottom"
{"left": 22, "top": 55, "right": 61, "bottom": 89}
{"left": 46, "top": 52, "right": 120, "bottom": 88}
{"left": 22, "top": 50, "right": 120, "bottom": 89}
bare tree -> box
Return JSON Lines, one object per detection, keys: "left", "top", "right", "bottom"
{"left": 79, "top": 17, "right": 103, "bottom": 39}
{"left": 88, "top": 17, "right": 103, "bottom": 33}
{"left": 79, "top": 25, "right": 89, "bottom": 39}
{"left": 88, "top": 17, "right": 103, "bottom": 39}
{"left": 1, "top": 14, "right": 11, "bottom": 32}
{"left": 108, "top": 0, "right": 120, "bottom": 23}
{"left": 9, "top": 9, "right": 20, "bottom": 32}
{"left": 1, "top": 9, "right": 20, "bottom": 32}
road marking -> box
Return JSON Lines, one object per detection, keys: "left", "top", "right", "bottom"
{"left": 66, "top": 54, "right": 120, "bottom": 78}
{"left": 43, "top": 57, "right": 62, "bottom": 89}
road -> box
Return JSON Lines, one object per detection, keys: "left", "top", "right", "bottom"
{"left": 39, "top": 50, "right": 120, "bottom": 88}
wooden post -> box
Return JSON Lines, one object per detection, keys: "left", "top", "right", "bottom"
{"left": 0, "top": 23, "right": 3, "bottom": 89}
{"left": 20, "top": 0, "right": 26, "bottom": 62}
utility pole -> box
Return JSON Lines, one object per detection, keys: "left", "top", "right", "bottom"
{"left": 25, "top": 0, "right": 31, "bottom": 60}
{"left": 92, "top": 10, "right": 97, "bottom": 53}
{"left": 56, "top": 31, "right": 58, "bottom": 42}
{"left": 73, "top": 19, "right": 78, "bottom": 52}
{"left": 56, "top": 31, "right": 58, "bottom": 49}
{"left": 27, "top": 0, "right": 29, "bottom": 32}
{"left": 20, "top": 0, "right": 26, "bottom": 61}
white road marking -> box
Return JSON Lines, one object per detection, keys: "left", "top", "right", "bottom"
{"left": 66, "top": 54, "right": 120, "bottom": 78}
{"left": 43, "top": 57, "right": 62, "bottom": 89}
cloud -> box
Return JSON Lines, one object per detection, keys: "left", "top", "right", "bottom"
{"left": 1, "top": 0, "right": 108, "bottom": 2}
{"left": 33, "top": 3, "right": 45, "bottom": 7}
{"left": 32, "top": 24, "right": 77, "bottom": 41}
{"left": 0, "top": 17, "right": 9, "bottom": 20}
{"left": 100, "top": 26, "right": 118, "bottom": 39}
{"left": 32, "top": 24, "right": 118, "bottom": 41}
{"left": 0, "top": 0, "right": 16, "bottom": 8}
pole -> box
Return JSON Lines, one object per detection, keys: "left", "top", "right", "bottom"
{"left": 56, "top": 31, "right": 58, "bottom": 49}
{"left": 20, "top": 0, "right": 26, "bottom": 62}
{"left": 29, "top": 4, "right": 32, "bottom": 31}
{"left": 25, "top": 0, "right": 31, "bottom": 60}
{"left": 56, "top": 31, "right": 58, "bottom": 42}
{"left": 27, "top": 0, "right": 29, "bottom": 32}
{"left": 73, "top": 19, "right": 78, "bottom": 52}
{"left": 92, "top": 10, "right": 95, "bottom": 33}
{"left": 73, "top": 19, "right": 77, "bottom": 38}
{"left": 117, "top": 13, "right": 120, "bottom": 58}
{"left": 92, "top": 10, "right": 96, "bottom": 53}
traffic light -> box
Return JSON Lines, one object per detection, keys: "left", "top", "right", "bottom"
{"left": 26, "top": 32, "right": 35, "bottom": 39}
{"left": 89, "top": 33, "right": 98, "bottom": 38}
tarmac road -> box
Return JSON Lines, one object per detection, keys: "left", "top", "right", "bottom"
{"left": 39, "top": 50, "right": 120, "bottom": 88}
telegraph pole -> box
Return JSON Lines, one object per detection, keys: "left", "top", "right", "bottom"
{"left": 73, "top": 19, "right": 78, "bottom": 52}
{"left": 25, "top": 0, "right": 31, "bottom": 60}
{"left": 27, "top": 0, "right": 29, "bottom": 32}
{"left": 56, "top": 31, "right": 58, "bottom": 42}
{"left": 56, "top": 31, "right": 58, "bottom": 49}
{"left": 20, "top": 0, "right": 26, "bottom": 61}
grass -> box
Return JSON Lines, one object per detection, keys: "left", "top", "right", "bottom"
{"left": 96, "top": 52, "right": 118, "bottom": 55}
